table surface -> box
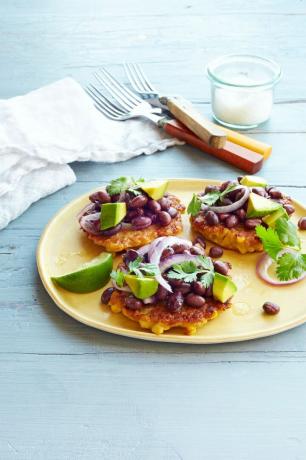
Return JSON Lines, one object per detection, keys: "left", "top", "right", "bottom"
{"left": 1, "top": 1, "right": 306, "bottom": 459}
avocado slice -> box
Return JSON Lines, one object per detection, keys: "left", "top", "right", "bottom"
{"left": 240, "top": 175, "right": 268, "bottom": 188}
{"left": 213, "top": 273, "right": 237, "bottom": 303}
{"left": 140, "top": 180, "right": 169, "bottom": 200}
{"left": 100, "top": 202, "right": 127, "bottom": 230}
{"left": 246, "top": 192, "right": 281, "bottom": 218}
{"left": 262, "top": 207, "right": 288, "bottom": 227}
{"left": 124, "top": 274, "right": 158, "bottom": 299}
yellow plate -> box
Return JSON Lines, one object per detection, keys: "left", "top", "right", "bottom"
{"left": 37, "top": 179, "right": 306, "bottom": 344}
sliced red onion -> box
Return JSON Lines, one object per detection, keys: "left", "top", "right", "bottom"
{"left": 77, "top": 203, "right": 96, "bottom": 222}
{"left": 208, "top": 186, "right": 250, "bottom": 214}
{"left": 143, "top": 296, "right": 155, "bottom": 304}
{"left": 137, "top": 243, "right": 152, "bottom": 257}
{"left": 121, "top": 222, "right": 132, "bottom": 230}
{"left": 256, "top": 253, "right": 306, "bottom": 286}
{"left": 111, "top": 280, "right": 131, "bottom": 292}
{"left": 79, "top": 212, "right": 102, "bottom": 235}
{"left": 159, "top": 253, "right": 199, "bottom": 273}
{"left": 149, "top": 237, "right": 193, "bottom": 292}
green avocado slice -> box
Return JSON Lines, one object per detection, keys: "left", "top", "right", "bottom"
{"left": 262, "top": 207, "right": 288, "bottom": 227}
{"left": 100, "top": 202, "right": 127, "bottom": 230}
{"left": 240, "top": 175, "right": 268, "bottom": 187}
{"left": 140, "top": 180, "right": 169, "bottom": 200}
{"left": 246, "top": 192, "right": 281, "bottom": 218}
{"left": 124, "top": 274, "right": 158, "bottom": 299}
{"left": 213, "top": 273, "right": 237, "bottom": 303}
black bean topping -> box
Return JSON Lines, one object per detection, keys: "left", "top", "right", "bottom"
{"left": 263, "top": 302, "right": 280, "bottom": 315}
{"left": 298, "top": 217, "right": 306, "bottom": 230}
{"left": 101, "top": 287, "right": 115, "bottom": 304}
{"left": 209, "top": 246, "right": 223, "bottom": 258}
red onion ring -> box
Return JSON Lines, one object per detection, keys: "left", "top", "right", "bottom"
{"left": 159, "top": 253, "right": 199, "bottom": 274}
{"left": 208, "top": 186, "right": 250, "bottom": 214}
{"left": 79, "top": 212, "right": 103, "bottom": 235}
{"left": 77, "top": 203, "right": 96, "bottom": 222}
{"left": 256, "top": 252, "right": 306, "bottom": 286}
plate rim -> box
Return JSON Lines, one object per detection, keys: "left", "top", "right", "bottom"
{"left": 37, "top": 178, "right": 306, "bottom": 344}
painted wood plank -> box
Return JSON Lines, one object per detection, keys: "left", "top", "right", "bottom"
{"left": 1, "top": 354, "right": 306, "bottom": 460}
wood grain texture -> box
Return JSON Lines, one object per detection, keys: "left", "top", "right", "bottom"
{"left": 1, "top": 0, "right": 306, "bottom": 459}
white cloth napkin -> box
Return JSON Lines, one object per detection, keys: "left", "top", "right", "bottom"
{"left": 0, "top": 77, "right": 183, "bottom": 230}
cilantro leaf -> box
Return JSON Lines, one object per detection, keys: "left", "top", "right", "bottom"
{"left": 276, "top": 252, "right": 306, "bottom": 281}
{"left": 128, "top": 257, "right": 160, "bottom": 277}
{"left": 106, "top": 177, "right": 144, "bottom": 196}
{"left": 275, "top": 217, "right": 301, "bottom": 249}
{"left": 187, "top": 194, "right": 202, "bottom": 216}
{"left": 110, "top": 269, "right": 125, "bottom": 287}
{"left": 187, "top": 184, "right": 238, "bottom": 214}
{"left": 255, "top": 225, "right": 283, "bottom": 260}
{"left": 167, "top": 257, "right": 215, "bottom": 287}
{"left": 200, "top": 271, "right": 215, "bottom": 288}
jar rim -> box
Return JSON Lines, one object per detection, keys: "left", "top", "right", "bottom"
{"left": 206, "top": 54, "right": 282, "bottom": 88}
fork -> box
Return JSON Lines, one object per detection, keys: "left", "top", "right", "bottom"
{"left": 85, "top": 69, "right": 264, "bottom": 174}
{"left": 124, "top": 62, "right": 227, "bottom": 149}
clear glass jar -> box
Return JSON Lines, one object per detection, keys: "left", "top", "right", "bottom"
{"left": 207, "top": 54, "right": 282, "bottom": 129}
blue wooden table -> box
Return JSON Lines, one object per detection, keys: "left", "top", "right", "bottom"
{"left": 1, "top": 1, "right": 306, "bottom": 458}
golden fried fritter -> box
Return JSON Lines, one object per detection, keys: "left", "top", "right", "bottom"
{"left": 109, "top": 291, "right": 230, "bottom": 336}
{"left": 191, "top": 214, "right": 263, "bottom": 254}
{"left": 87, "top": 195, "right": 185, "bottom": 252}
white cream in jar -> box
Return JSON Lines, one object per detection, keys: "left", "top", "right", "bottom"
{"left": 207, "top": 55, "right": 281, "bottom": 129}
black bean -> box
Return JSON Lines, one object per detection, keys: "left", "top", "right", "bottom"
{"left": 205, "top": 285, "right": 213, "bottom": 297}
{"left": 123, "top": 249, "right": 139, "bottom": 265}
{"left": 89, "top": 191, "right": 111, "bottom": 204}
{"left": 263, "top": 302, "right": 280, "bottom": 315}
{"left": 158, "top": 197, "right": 171, "bottom": 210}
{"left": 244, "top": 218, "right": 262, "bottom": 230}
{"left": 225, "top": 215, "right": 239, "bottom": 228}
{"left": 168, "top": 207, "right": 178, "bottom": 218}
{"left": 221, "top": 197, "right": 233, "bottom": 206}
{"left": 268, "top": 188, "right": 283, "bottom": 199}
{"left": 172, "top": 243, "right": 189, "bottom": 254}
{"left": 252, "top": 187, "right": 267, "bottom": 197}
{"left": 190, "top": 245, "right": 205, "bottom": 256}
{"left": 192, "top": 281, "right": 206, "bottom": 296}
{"left": 185, "top": 293, "right": 205, "bottom": 308}
{"left": 129, "top": 194, "right": 148, "bottom": 208}
{"left": 230, "top": 188, "right": 244, "bottom": 201}
{"left": 220, "top": 180, "right": 233, "bottom": 192}
{"left": 131, "top": 216, "right": 152, "bottom": 230}
{"left": 193, "top": 235, "right": 206, "bottom": 248}
{"left": 156, "top": 285, "right": 169, "bottom": 301}
{"left": 205, "top": 210, "right": 219, "bottom": 226}
{"left": 205, "top": 185, "right": 220, "bottom": 194}
{"left": 235, "top": 208, "right": 246, "bottom": 221}
{"left": 283, "top": 204, "right": 295, "bottom": 215}
{"left": 147, "top": 199, "right": 161, "bottom": 213}
{"left": 125, "top": 296, "right": 143, "bottom": 310}
{"left": 126, "top": 208, "right": 144, "bottom": 221}
{"left": 167, "top": 291, "right": 184, "bottom": 312}
{"left": 209, "top": 246, "right": 223, "bottom": 258}
{"left": 111, "top": 193, "right": 121, "bottom": 202}
{"left": 101, "top": 287, "right": 115, "bottom": 304}
{"left": 298, "top": 217, "right": 306, "bottom": 230}
{"left": 219, "top": 213, "right": 231, "bottom": 222}
{"left": 144, "top": 211, "right": 157, "bottom": 224}
{"left": 168, "top": 278, "right": 184, "bottom": 288}
{"left": 175, "top": 282, "right": 191, "bottom": 295}
{"left": 157, "top": 211, "right": 171, "bottom": 226}
{"left": 213, "top": 260, "right": 230, "bottom": 276}
{"left": 161, "top": 247, "right": 174, "bottom": 260}
{"left": 101, "top": 223, "right": 122, "bottom": 236}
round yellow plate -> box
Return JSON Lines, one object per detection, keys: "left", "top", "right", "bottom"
{"left": 37, "top": 179, "right": 306, "bottom": 343}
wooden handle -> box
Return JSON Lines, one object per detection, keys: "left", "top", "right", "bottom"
{"left": 163, "top": 119, "right": 264, "bottom": 174}
{"left": 165, "top": 96, "right": 227, "bottom": 149}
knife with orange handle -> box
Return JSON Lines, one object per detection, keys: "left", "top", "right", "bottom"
{"left": 159, "top": 118, "right": 264, "bottom": 174}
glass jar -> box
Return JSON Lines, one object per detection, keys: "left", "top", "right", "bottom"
{"left": 207, "top": 54, "right": 282, "bottom": 129}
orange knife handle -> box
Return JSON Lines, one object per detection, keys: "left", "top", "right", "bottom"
{"left": 163, "top": 119, "right": 264, "bottom": 174}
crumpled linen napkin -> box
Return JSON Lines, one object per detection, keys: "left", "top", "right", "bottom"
{"left": 0, "top": 77, "right": 183, "bottom": 230}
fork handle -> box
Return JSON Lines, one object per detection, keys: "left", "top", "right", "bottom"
{"left": 161, "top": 96, "right": 227, "bottom": 149}
{"left": 162, "top": 119, "right": 264, "bottom": 174}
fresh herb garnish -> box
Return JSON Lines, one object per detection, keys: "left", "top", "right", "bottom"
{"left": 106, "top": 177, "right": 145, "bottom": 196}
{"left": 275, "top": 217, "right": 301, "bottom": 249}
{"left": 128, "top": 257, "right": 160, "bottom": 278}
{"left": 255, "top": 226, "right": 283, "bottom": 260}
{"left": 187, "top": 184, "right": 238, "bottom": 216}
{"left": 110, "top": 269, "right": 125, "bottom": 287}
{"left": 256, "top": 218, "right": 305, "bottom": 281}
{"left": 167, "top": 255, "right": 214, "bottom": 288}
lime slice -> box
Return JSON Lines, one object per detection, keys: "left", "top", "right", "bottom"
{"left": 52, "top": 253, "right": 113, "bottom": 293}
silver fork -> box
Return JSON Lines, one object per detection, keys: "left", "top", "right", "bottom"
{"left": 124, "top": 62, "right": 227, "bottom": 149}
{"left": 85, "top": 69, "right": 263, "bottom": 174}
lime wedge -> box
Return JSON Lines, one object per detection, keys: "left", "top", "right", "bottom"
{"left": 52, "top": 253, "right": 113, "bottom": 293}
